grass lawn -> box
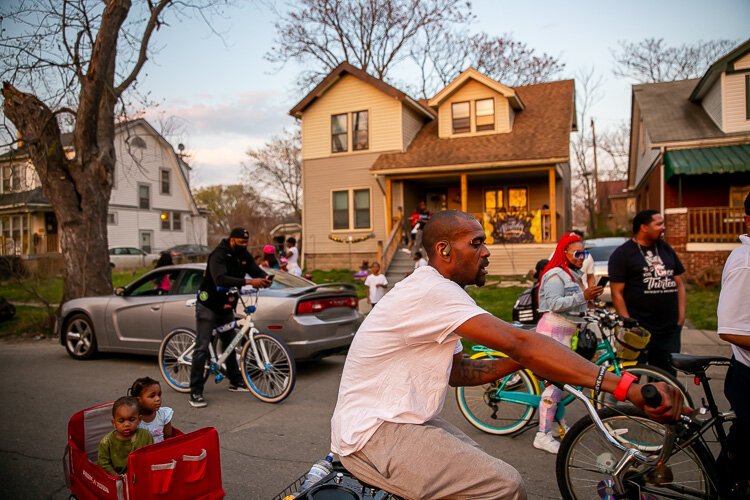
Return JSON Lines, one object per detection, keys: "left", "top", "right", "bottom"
{"left": 0, "top": 305, "right": 56, "bottom": 338}
{"left": 685, "top": 285, "right": 720, "bottom": 331}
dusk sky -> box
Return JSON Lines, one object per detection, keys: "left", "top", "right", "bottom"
{"left": 132, "top": 0, "right": 749, "bottom": 187}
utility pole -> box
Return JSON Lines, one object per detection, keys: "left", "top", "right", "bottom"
{"left": 590, "top": 118, "right": 599, "bottom": 233}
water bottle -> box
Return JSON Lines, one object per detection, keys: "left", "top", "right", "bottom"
{"left": 298, "top": 453, "right": 334, "bottom": 492}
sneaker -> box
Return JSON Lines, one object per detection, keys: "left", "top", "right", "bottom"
{"left": 228, "top": 384, "right": 250, "bottom": 393}
{"left": 189, "top": 394, "right": 207, "bottom": 408}
{"left": 533, "top": 432, "right": 560, "bottom": 454}
{"left": 558, "top": 419, "right": 571, "bottom": 438}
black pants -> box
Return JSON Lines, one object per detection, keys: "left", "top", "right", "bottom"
{"left": 189, "top": 303, "right": 243, "bottom": 395}
{"left": 718, "top": 357, "right": 750, "bottom": 494}
{"left": 637, "top": 324, "right": 682, "bottom": 376}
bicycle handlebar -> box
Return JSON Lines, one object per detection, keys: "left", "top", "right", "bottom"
{"left": 563, "top": 383, "right": 673, "bottom": 466}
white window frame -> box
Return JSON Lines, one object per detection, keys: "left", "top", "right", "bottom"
{"left": 330, "top": 187, "right": 372, "bottom": 232}
{"left": 138, "top": 183, "right": 151, "bottom": 210}
{"left": 107, "top": 212, "right": 118, "bottom": 225}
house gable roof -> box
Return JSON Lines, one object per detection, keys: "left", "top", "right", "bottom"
{"left": 690, "top": 38, "right": 750, "bottom": 101}
{"left": 427, "top": 67, "right": 525, "bottom": 111}
{"left": 288, "top": 62, "right": 434, "bottom": 119}
{"left": 633, "top": 79, "right": 726, "bottom": 144}
{"left": 371, "top": 79, "right": 574, "bottom": 173}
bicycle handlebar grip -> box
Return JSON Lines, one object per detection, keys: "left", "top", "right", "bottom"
{"left": 641, "top": 384, "right": 661, "bottom": 407}
{"left": 622, "top": 317, "right": 639, "bottom": 328}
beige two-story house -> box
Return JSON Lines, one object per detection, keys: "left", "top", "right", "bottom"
{"left": 627, "top": 38, "right": 750, "bottom": 278}
{"left": 290, "top": 63, "right": 576, "bottom": 274}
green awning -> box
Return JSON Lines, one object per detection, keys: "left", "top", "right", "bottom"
{"left": 664, "top": 144, "right": 750, "bottom": 181}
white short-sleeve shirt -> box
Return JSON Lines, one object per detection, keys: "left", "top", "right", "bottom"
{"left": 331, "top": 266, "right": 487, "bottom": 455}
{"left": 364, "top": 273, "right": 388, "bottom": 304}
{"left": 138, "top": 406, "right": 173, "bottom": 443}
{"left": 717, "top": 234, "right": 750, "bottom": 367}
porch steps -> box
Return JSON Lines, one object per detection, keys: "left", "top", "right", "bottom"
{"left": 385, "top": 249, "right": 415, "bottom": 288}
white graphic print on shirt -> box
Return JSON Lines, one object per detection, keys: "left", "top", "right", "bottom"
{"left": 641, "top": 250, "right": 677, "bottom": 293}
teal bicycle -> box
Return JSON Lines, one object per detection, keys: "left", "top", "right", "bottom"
{"left": 455, "top": 309, "right": 693, "bottom": 436}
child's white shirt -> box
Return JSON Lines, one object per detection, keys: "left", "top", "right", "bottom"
{"left": 138, "top": 406, "right": 173, "bottom": 443}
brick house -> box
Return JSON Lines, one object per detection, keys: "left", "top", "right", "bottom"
{"left": 289, "top": 63, "right": 576, "bottom": 274}
{"left": 627, "top": 38, "right": 750, "bottom": 278}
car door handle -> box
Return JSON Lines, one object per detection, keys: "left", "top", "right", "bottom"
{"left": 151, "top": 306, "right": 161, "bottom": 311}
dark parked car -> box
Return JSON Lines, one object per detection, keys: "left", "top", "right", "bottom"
{"left": 164, "top": 244, "right": 211, "bottom": 263}
{"left": 58, "top": 264, "right": 363, "bottom": 361}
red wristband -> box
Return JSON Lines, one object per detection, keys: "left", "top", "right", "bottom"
{"left": 613, "top": 372, "right": 637, "bottom": 402}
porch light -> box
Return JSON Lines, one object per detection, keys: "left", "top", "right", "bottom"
{"left": 160, "top": 212, "right": 169, "bottom": 221}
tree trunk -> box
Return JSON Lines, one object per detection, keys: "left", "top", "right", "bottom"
{"left": 2, "top": 83, "right": 114, "bottom": 302}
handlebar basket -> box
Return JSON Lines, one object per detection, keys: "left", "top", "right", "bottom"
{"left": 615, "top": 326, "right": 651, "bottom": 360}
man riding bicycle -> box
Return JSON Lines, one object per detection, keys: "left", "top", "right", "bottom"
{"left": 189, "top": 227, "right": 272, "bottom": 408}
{"left": 331, "top": 210, "right": 683, "bottom": 499}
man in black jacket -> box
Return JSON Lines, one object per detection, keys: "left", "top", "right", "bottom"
{"left": 189, "top": 227, "right": 272, "bottom": 408}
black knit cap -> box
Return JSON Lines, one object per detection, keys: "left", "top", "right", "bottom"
{"left": 229, "top": 227, "right": 249, "bottom": 239}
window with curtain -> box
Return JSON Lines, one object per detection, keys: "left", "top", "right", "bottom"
{"left": 331, "top": 114, "right": 348, "bottom": 153}
{"left": 332, "top": 191, "right": 349, "bottom": 229}
{"left": 452, "top": 102, "right": 470, "bottom": 134}
{"left": 475, "top": 99, "right": 495, "bottom": 131}
{"left": 353, "top": 111, "right": 369, "bottom": 150}
{"left": 354, "top": 189, "right": 370, "bottom": 229}
{"left": 508, "top": 188, "right": 528, "bottom": 211}
{"left": 160, "top": 169, "right": 171, "bottom": 194}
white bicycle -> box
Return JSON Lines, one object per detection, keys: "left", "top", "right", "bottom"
{"left": 158, "top": 287, "right": 296, "bottom": 403}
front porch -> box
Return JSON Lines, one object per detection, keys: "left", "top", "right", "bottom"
{"left": 379, "top": 166, "right": 568, "bottom": 275}
{"left": 0, "top": 211, "right": 60, "bottom": 257}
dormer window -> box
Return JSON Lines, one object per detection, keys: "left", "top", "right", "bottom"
{"left": 331, "top": 114, "right": 348, "bottom": 153}
{"left": 475, "top": 99, "right": 495, "bottom": 132}
{"left": 452, "top": 102, "right": 470, "bottom": 134}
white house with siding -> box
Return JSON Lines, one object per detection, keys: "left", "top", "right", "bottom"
{"left": 0, "top": 118, "right": 207, "bottom": 258}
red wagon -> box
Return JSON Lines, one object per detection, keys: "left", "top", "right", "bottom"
{"left": 64, "top": 401, "right": 225, "bottom": 499}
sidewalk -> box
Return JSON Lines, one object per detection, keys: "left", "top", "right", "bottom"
{"left": 681, "top": 328, "right": 731, "bottom": 358}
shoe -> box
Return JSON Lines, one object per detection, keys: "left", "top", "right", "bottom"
{"left": 189, "top": 394, "right": 207, "bottom": 408}
{"left": 228, "top": 384, "right": 250, "bottom": 392}
{"left": 533, "top": 432, "right": 560, "bottom": 454}
{"left": 558, "top": 419, "right": 570, "bottom": 438}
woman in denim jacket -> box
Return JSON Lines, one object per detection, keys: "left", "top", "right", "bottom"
{"left": 533, "top": 232, "right": 603, "bottom": 454}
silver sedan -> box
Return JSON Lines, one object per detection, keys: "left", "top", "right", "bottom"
{"left": 58, "top": 264, "right": 363, "bottom": 361}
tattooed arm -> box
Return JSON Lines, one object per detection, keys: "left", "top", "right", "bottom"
{"left": 448, "top": 352, "right": 523, "bottom": 387}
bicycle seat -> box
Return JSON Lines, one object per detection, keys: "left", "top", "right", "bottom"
{"left": 670, "top": 353, "right": 731, "bottom": 374}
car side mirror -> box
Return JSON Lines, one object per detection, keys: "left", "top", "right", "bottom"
{"left": 114, "top": 287, "right": 126, "bottom": 296}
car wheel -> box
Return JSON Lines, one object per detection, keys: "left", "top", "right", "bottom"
{"left": 64, "top": 313, "right": 98, "bottom": 360}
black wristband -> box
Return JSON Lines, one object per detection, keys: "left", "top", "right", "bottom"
{"left": 594, "top": 365, "right": 607, "bottom": 400}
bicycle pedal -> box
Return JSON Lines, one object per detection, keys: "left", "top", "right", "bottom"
{"left": 215, "top": 374, "right": 225, "bottom": 383}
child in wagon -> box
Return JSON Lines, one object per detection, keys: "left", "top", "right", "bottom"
{"left": 129, "top": 376, "right": 174, "bottom": 443}
{"left": 98, "top": 396, "right": 153, "bottom": 475}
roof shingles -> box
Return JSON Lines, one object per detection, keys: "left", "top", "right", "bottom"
{"left": 371, "top": 80, "right": 575, "bottom": 172}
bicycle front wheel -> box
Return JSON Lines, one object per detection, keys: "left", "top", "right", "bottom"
{"left": 596, "top": 363, "right": 694, "bottom": 409}
{"left": 159, "top": 328, "right": 201, "bottom": 393}
{"left": 240, "top": 332, "right": 296, "bottom": 403}
{"left": 556, "top": 406, "right": 717, "bottom": 500}
{"left": 456, "top": 353, "right": 540, "bottom": 435}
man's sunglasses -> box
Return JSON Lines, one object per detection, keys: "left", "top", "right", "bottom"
{"left": 572, "top": 250, "right": 590, "bottom": 259}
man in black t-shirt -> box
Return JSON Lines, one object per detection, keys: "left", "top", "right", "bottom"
{"left": 608, "top": 210, "right": 686, "bottom": 375}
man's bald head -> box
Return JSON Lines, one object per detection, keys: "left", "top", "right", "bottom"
{"left": 422, "top": 210, "right": 480, "bottom": 258}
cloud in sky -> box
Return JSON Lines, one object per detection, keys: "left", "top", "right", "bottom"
{"left": 145, "top": 90, "right": 298, "bottom": 187}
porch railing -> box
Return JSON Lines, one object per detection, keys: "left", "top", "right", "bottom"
{"left": 687, "top": 206, "right": 745, "bottom": 243}
{"left": 379, "top": 209, "right": 403, "bottom": 272}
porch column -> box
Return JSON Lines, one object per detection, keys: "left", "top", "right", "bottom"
{"left": 548, "top": 167, "right": 557, "bottom": 240}
{"left": 385, "top": 177, "right": 392, "bottom": 234}
{"left": 460, "top": 174, "right": 467, "bottom": 212}
{"left": 26, "top": 212, "right": 31, "bottom": 256}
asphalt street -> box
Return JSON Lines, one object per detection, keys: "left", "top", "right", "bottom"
{"left": 0, "top": 330, "right": 730, "bottom": 499}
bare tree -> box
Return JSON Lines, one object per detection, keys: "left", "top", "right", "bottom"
{"left": 570, "top": 67, "right": 604, "bottom": 234}
{"left": 266, "top": 0, "right": 473, "bottom": 92}
{"left": 244, "top": 128, "right": 302, "bottom": 222}
{"left": 193, "top": 184, "right": 281, "bottom": 248}
{"left": 612, "top": 38, "right": 738, "bottom": 83}
{"left": 0, "top": 0, "right": 227, "bottom": 302}
{"left": 596, "top": 122, "right": 630, "bottom": 181}
{"left": 410, "top": 29, "right": 565, "bottom": 97}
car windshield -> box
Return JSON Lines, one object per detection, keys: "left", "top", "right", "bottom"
{"left": 585, "top": 245, "right": 620, "bottom": 262}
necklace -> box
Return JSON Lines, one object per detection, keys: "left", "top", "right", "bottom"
{"left": 632, "top": 238, "right": 659, "bottom": 262}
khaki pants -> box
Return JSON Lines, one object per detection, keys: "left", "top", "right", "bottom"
{"left": 340, "top": 417, "right": 526, "bottom": 500}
